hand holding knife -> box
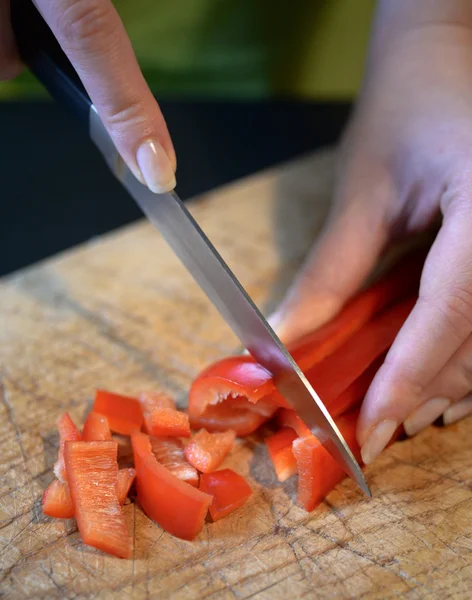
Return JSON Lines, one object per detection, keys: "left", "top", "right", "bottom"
{"left": 12, "top": 0, "right": 370, "bottom": 496}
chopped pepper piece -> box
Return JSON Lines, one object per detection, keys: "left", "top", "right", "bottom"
{"left": 42, "top": 467, "right": 135, "bottom": 519}
{"left": 150, "top": 436, "right": 199, "bottom": 487}
{"left": 276, "top": 408, "right": 311, "bottom": 438}
{"left": 292, "top": 411, "right": 361, "bottom": 512}
{"left": 185, "top": 429, "right": 236, "bottom": 473}
{"left": 131, "top": 431, "right": 212, "bottom": 540}
{"left": 199, "top": 469, "right": 252, "bottom": 521}
{"left": 82, "top": 412, "right": 112, "bottom": 441}
{"left": 53, "top": 413, "right": 81, "bottom": 482}
{"left": 42, "top": 480, "right": 74, "bottom": 519}
{"left": 116, "top": 467, "right": 136, "bottom": 503}
{"left": 64, "top": 440, "right": 132, "bottom": 558}
{"left": 265, "top": 427, "right": 298, "bottom": 482}
{"left": 139, "top": 391, "right": 175, "bottom": 412}
{"left": 93, "top": 389, "right": 143, "bottom": 435}
{"left": 144, "top": 407, "right": 191, "bottom": 438}
{"left": 188, "top": 356, "right": 287, "bottom": 436}
{"left": 189, "top": 403, "right": 268, "bottom": 437}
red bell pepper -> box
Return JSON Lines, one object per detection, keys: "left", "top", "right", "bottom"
{"left": 184, "top": 429, "right": 236, "bottom": 473}
{"left": 150, "top": 436, "right": 199, "bottom": 487}
{"left": 292, "top": 411, "right": 361, "bottom": 512}
{"left": 143, "top": 407, "right": 191, "bottom": 437}
{"left": 265, "top": 427, "right": 298, "bottom": 482}
{"left": 199, "top": 469, "right": 252, "bottom": 521}
{"left": 277, "top": 408, "right": 311, "bottom": 438}
{"left": 93, "top": 389, "right": 143, "bottom": 435}
{"left": 139, "top": 391, "right": 176, "bottom": 412}
{"left": 302, "top": 296, "right": 415, "bottom": 406}
{"left": 64, "top": 440, "right": 132, "bottom": 558}
{"left": 189, "top": 403, "right": 268, "bottom": 437}
{"left": 139, "top": 391, "right": 179, "bottom": 434}
{"left": 82, "top": 412, "right": 112, "bottom": 441}
{"left": 53, "top": 413, "right": 81, "bottom": 482}
{"left": 116, "top": 467, "right": 136, "bottom": 503}
{"left": 131, "top": 431, "right": 212, "bottom": 540}
{"left": 288, "top": 252, "right": 424, "bottom": 371}
{"left": 188, "top": 356, "right": 287, "bottom": 435}
{"left": 42, "top": 480, "right": 74, "bottom": 519}
{"left": 326, "top": 354, "right": 386, "bottom": 417}
{"left": 224, "top": 395, "right": 279, "bottom": 417}
{"left": 276, "top": 356, "right": 384, "bottom": 438}
{"left": 42, "top": 466, "right": 135, "bottom": 519}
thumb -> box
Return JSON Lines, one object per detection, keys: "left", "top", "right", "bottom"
{"left": 269, "top": 175, "right": 390, "bottom": 345}
{"left": 37, "top": 0, "right": 176, "bottom": 193}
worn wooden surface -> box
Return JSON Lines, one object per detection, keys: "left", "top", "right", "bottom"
{"left": 1, "top": 150, "right": 472, "bottom": 599}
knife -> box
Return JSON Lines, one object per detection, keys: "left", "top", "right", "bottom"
{"left": 12, "top": 1, "right": 370, "bottom": 496}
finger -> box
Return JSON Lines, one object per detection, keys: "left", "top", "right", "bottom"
{"left": 36, "top": 0, "right": 176, "bottom": 193}
{"left": 0, "top": 0, "right": 23, "bottom": 80}
{"left": 403, "top": 333, "right": 472, "bottom": 435}
{"left": 269, "top": 172, "right": 390, "bottom": 344}
{"left": 443, "top": 395, "right": 472, "bottom": 426}
{"left": 358, "top": 190, "right": 472, "bottom": 463}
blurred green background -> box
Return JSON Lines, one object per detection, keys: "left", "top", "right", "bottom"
{"left": 1, "top": 0, "right": 375, "bottom": 275}
{"left": 1, "top": 0, "right": 375, "bottom": 100}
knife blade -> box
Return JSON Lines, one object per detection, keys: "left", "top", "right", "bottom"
{"left": 13, "top": 0, "right": 370, "bottom": 496}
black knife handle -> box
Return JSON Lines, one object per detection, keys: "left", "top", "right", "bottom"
{"left": 11, "top": 0, "right": 92, "bottom": 126}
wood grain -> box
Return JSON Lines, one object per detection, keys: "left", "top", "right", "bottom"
{"left": 1, "top": 150, "right": 472, "bottom": 599}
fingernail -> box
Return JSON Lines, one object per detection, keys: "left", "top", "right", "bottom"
{"left": 404, "top": 397, "right": 450, "bottom": 437}
{"left": 136, "top": 139, "right": 176, "bottom": 193}
{"left": 361, "top": 419, "right": 398, "bottom": 465}
{"left": 443, "top": 397, "right": 472, "bottom": 425}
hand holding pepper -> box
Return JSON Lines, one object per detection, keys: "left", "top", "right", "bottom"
{"left": 270, "top": 0, "right": 472, "bottom": 463}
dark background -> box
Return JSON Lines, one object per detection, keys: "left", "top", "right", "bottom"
{"left": 1, "top": 99, "right": 351, "bottom": 276}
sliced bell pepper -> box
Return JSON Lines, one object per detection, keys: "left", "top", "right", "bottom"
{"left": 116, "top": 467, "right": 136, "bottom": 503}
{"left": 188, "top": 356, "right": 287, "bottom": 435}
{"left": 131, "top": 431, "right": 212, "bottom": 540}
{"left": 93, "top": 389, "right": 143, "bottom": 435}
{"left": 53, "top": 413, "right": 81, "bottom": 482}
{"left": 199, "top": 469, "right": 252, "bottom": 521}
{"left": 189, "top": 403, "right": 268, "bottom": 437}
{"left": 288, "top": 251, "right": 424, "bottom": 371}
{"left": 277, "top": 297, "right": 413, "bottom": 440}
{"left": 42, "top": 467, "right": 135, "bottom": 519}
{"left": 184, "top": 429, "right": 236, "bottom": 473}
{"left": 326, "top": 354, "right": 386, "bottom": 418}
{"left": 82, "top": 412, "right": 112, "bottom": 441}
{"left": 64, "top": 440, "right": 132, "bottom": 558}
{"left": 150, "top": 436, "right": 199, "bottom": 487}
{"left": 143, "top": 407, "right": 191, "bottom": 438}
{"left": 139, "top": 391, "right": 176, "bottom": 412}
{"left": 277, "top": 356, "right": 386, "bottom": 435}
{"left": 304, "top": 296, "right": 416, "bottom": 404}
{"left": 224, "top": 395, "right": 279, "bottom": 417}
{"left": 265, "top": 427, "right": 298, "bottom": 482}
{"left": 277, "top": 408, "right": 311, "bottom": 438}
{"left": 292, "top": 411, "right": 361, "bottom": 512}
{"left": 42, "top": 480, "right": 74, "bottom": 519}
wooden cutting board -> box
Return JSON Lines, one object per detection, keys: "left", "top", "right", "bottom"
{"left": 1, "top": 150, "right": 472, "bottom": 599}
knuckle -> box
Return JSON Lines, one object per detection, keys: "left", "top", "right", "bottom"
{"left": 104, "top": 98, "right": 154, "bottom": 140}
{"left": 59, "top": 0, "right": 116, "bottom": 49}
